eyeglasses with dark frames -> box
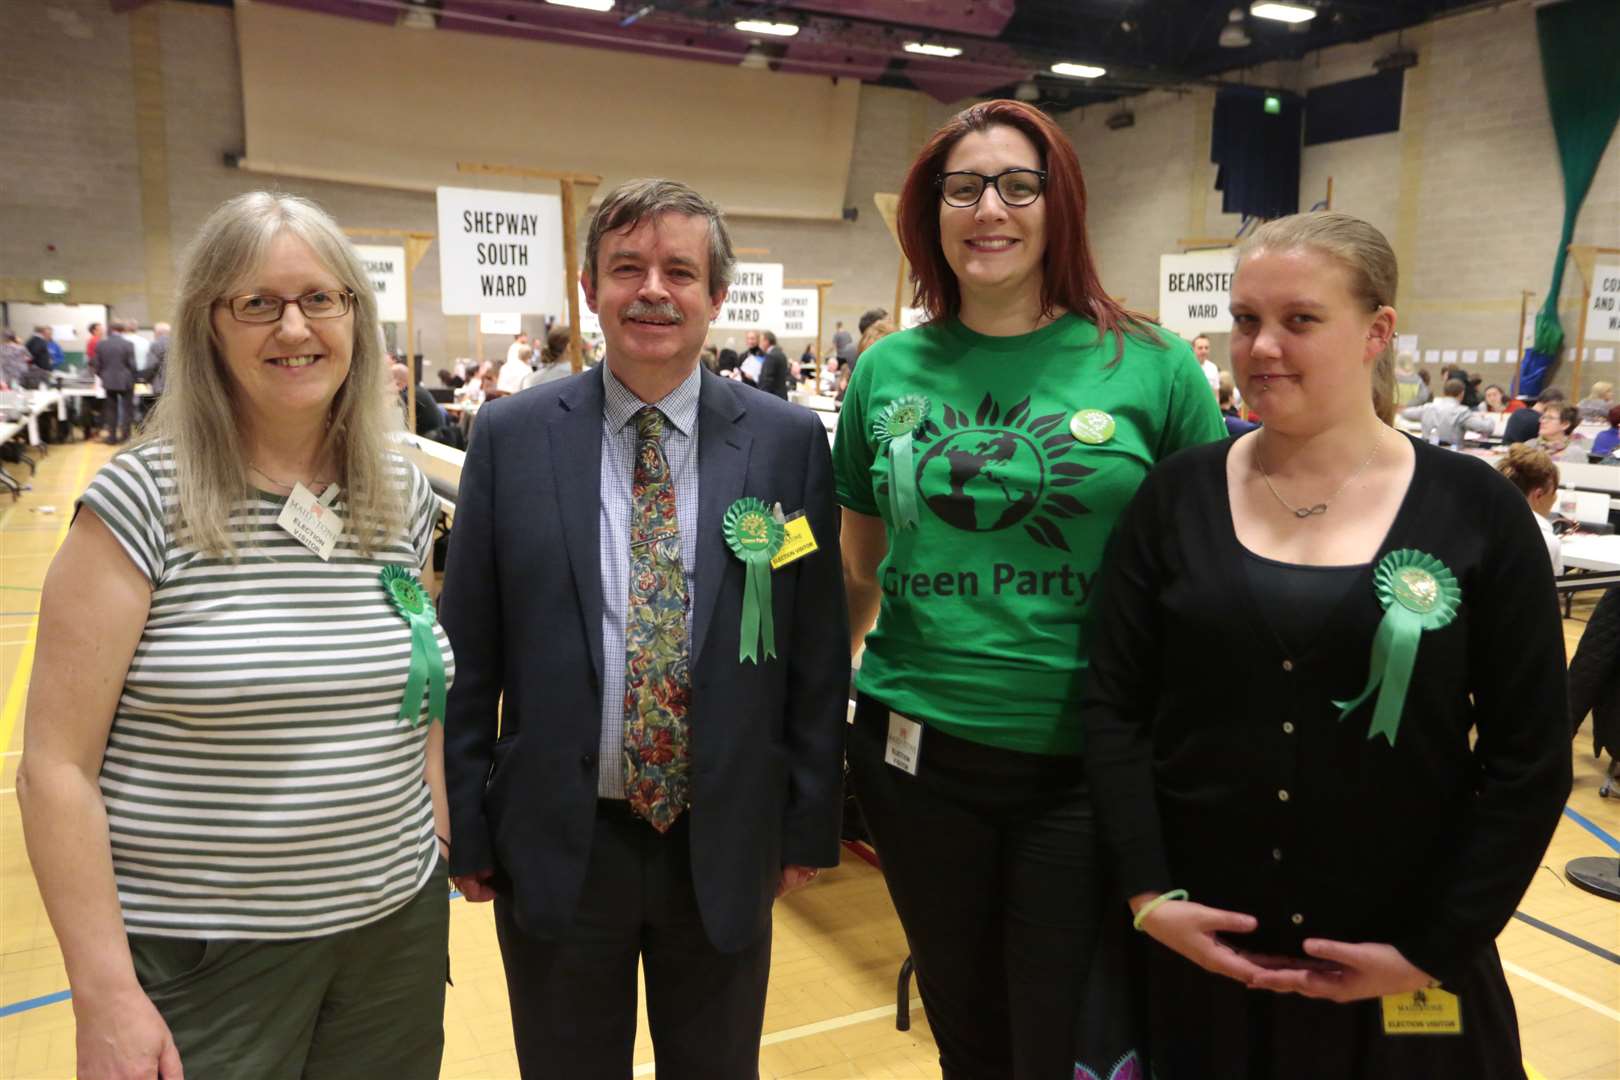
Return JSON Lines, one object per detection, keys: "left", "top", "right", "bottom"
{"left": 218, "top": 288, "right": 356, "bottom": 324}
{"left": 936, "top": 169, "right": 1048, "bottom": 208}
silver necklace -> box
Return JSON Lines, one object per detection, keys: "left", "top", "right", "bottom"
{"left": 1255, "top": 431, "right": 1382, "bottom": 519}
{"left": 249, "top": 463, "right": 333, "bottom": 491}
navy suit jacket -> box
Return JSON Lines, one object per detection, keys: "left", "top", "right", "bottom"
{"left": 440, "top": 364, "right": 849, "bottom": 953}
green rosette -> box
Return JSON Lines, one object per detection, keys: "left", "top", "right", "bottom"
{"left": 1332, "top": 549, "right": 1460, "bottom": 746}
{"left": 723, "top": 497, "right": 786, "bottom": 664}
{"left": 873, "top": 395, "right": 931, "bottom": 529}
{"left": 381, "top": 565, "right": 447, "bottom": 726}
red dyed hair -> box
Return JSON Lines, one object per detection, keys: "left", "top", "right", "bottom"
{"left": 896, "top": 99, "right": 1156, "bottom": 361}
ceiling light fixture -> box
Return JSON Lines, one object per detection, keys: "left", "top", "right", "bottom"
{"left": 1250, "top": 2, "right": 1316, "bottom": 23}
{"left": 734, "top": 19, "right": 799, "bottom": 37}
{"left": 41, "top": 279, "right": 68, "bottom": 296}
{"left": 1050, "top": 62, "right": 1105, "bottom": 79}
{"left": 545, "top": 0, "right": 616, "bottom": 12}
{"left": 1218, "top": 8, "right": 1251, "bottom": 47}
{"left": 904, "top": 42, "right": 962, "bottom": 58}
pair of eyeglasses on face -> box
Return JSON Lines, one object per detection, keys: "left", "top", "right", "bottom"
{"left": 936, "top": 168, "right": 1048, "bottom": 208}
{"left": 217, "top": 288, "right": 356, "bottom": 324}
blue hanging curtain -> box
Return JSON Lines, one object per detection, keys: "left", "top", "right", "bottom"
{"left": 1211, "top": 87, "right": 1303, "bottom": 222}
{"left": 1516, "top": 0, "right": 1620, "bottom": 397}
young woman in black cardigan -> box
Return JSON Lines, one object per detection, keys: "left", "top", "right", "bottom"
{"left": 1083, "top": 212, "right": 1572, "bottom": 1079}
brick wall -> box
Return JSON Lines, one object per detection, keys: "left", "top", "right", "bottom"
{"left": 2, "top": 0, "right": 1614, "bottom": 389}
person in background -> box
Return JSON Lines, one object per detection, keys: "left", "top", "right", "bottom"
{"left": 1402, "top": 377, "right": 1493, "bottom": 447}
{"left": 1495, "top": 444, "right": 1563, "bottom": 575}
{"left": 1479, "top": 383, "right": 1508, "bottom": 414}
{"left": 90, "top": 320, "right": 138, "bottom": 444}
{"left": 701, "top": 343, "right": 719, "bottom": 372}
{"left": 819, "top": 356, "right": 841, "bottom": 396}
{"left": 1535, "top": 403, "right": 1589, "bottom": 463}
{"left": 755, "top": 329, "right": 792, "bottom": 399}
{"left": 122, "top": 321, "right": 152, "bottom": 376}
{"left": 1503, "top": 386, "right": 1565, "bottom": 444}
{"left": 1461, "top": 372, "right": 1482, "bottom": 409}
{"left": 504, "top": 331, "right": 529, "bottom": 369}
{"left": 858, "top": 307, "right": 888, "bottom": 335}
{"left": 0, "top": 330, "right": 32, "bottom": 386}
{"left": 1083, "top": 210, "right": 1569, "bottom": 1079}
{"left": 836, "top": 99, "right": 1224, "bottom": 1080}
{"left": 1409, "top": 367, "right": 1432, "bottom": 406}
{"left": 1219, "top": 379, "right": 1257, "bottom": 436}
{"left": 17, "top": 190, "right": 452, "bottom": 1080}
{"left": 85, "top": 322, "right": 104, "bottom": 368}
{"left": 148, "top": 322, "right": 171, "bottom": 397}
{"left": 497, "top": 343, "right": 533, "bottom": 396}
{"left": 521, "top": 325, "right": 574, "bottom": 389}
{"left": 1591, "top": 404, "right": 1620, "bottom": 460}
{"left": 393, "top": 361, "right": 445, "bottom": 437}
{"left": 25, "top": 325, "right": 53, "bottom": 371}
{"left": 833, "top": 320, "right": 855, "bottom": 364}
{"left": 799, "top": 341, "right": 816, "bottom": 381}
{"left": 1577, "top": 380, "right": 1614, "bottom": 423}
{"left": 1193, "top": 333, "right": 1220, "bottom": 393}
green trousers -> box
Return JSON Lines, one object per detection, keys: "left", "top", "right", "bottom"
{"left": 128, "top": 859, "right": 449, "bottom": 1080}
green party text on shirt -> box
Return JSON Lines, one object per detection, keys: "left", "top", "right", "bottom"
{"left": 833, "top": 314, "right": 1225, "bottom": 755}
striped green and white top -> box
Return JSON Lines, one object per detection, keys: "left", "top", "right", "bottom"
{"left": 77, "top": 441, "right": 453, "bottom": 939}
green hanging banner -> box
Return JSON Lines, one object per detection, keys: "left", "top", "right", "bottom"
{"left": 723, "top": 498, "right": 786, "bottom": 664}
{"left": 381, "top": 565, "right": 447, "bottom": 726}
{"left": 873, "top": 395, "right": 931, "bottom": 530}
{"left": 1332, "top": 550, "right": 1460, "bottom": 746}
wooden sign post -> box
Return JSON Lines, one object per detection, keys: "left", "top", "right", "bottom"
{"left": 346, "top": 227, "right": 434, "bottom": 434}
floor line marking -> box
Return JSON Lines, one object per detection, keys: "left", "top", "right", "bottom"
{"left": 0, "top": 445, "right": 93, "bottom": 756}
{"left": 1563, "top": 804, "right": 1620, "bottom": 855}
{"left": 629, "top": 998, "right": 925, "bottom": 1076}
{"left": 1513, "top": 910, "right": 1620, "bottom": 966}
{"left": 1502, "top": 959, "right": 1620, "bottom": 1023}
{"left": 0, "top": 989, "right": 70, "bottom": 1019}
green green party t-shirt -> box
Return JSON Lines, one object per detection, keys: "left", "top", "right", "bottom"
{"left": 834, "top": 313, "right": 1225, "bottom": 755}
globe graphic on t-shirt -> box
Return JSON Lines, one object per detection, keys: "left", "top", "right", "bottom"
{"left": 916, "top": 429, "right": 1044, "bottom": 532}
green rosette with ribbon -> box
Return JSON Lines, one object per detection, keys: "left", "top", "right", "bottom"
{"left": 723, "top": 497, "right": 786, "bottom": 664}
{"left": 380, "top": 565, "right": 447, "bottom": 726}
{"left": 872, "top": 394, "right": 931, "bottom": 529}
{"left": 1331, "top": 549, "right": 1460, "bottom": 746}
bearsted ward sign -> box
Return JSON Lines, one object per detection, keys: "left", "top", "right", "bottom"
{"left": 1158, "top": 251, "right": 1236, "bottom": 339}
{"left": 436, "top": 186, "right": 566, "bottom": 316}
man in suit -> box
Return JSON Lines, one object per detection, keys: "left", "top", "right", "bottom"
{"left": 90, "top": 320, "right": 137, "bottom": 443}
{"left": 754, "top": 329, "right": 792, "bottom": 399}
{"left": 24, "top": 326, "right": 52, "bottom": 371}
{"left": 441, "top": 178, "right": 848, "bottom": 1080}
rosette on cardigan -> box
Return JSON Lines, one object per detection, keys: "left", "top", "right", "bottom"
{"left": 1332, "top": 549, "right": 1460, "bottom": 746}
{"left": 723, "top": 497, "right": 786, "bottom": 664}
{"left": 380, "top": 565, "right": 447, "bottom": 726}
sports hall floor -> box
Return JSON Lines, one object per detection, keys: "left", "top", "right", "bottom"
{"left": 0, "top": 440, "right": 1615, "bottom": 1079}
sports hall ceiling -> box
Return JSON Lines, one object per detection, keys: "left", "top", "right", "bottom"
{"left": 168, "top": 0, "right": 1493, "bottom": 109}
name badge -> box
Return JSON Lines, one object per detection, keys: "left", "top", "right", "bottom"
{"left": 770, "top": 512, "right": 819, "bottom": 570}
{"left": 884, "top": 711, "right": 922, "bottom": 775}
{"left": 277, "top": 482, "right": 342, "bottom": 561}
{"left": 1380, "top": 988, "right": 1461, "bottom": 1035}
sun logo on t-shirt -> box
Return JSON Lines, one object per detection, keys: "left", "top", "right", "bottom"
{"left": 881, "top": 392, "right": 1095, "bottom": 550}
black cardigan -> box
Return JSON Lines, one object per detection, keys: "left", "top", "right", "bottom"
{"left": 1082, "top": 436, "right": 1572, "bottom": 986}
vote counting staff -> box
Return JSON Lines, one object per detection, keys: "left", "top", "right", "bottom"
{"left": 440, "top": 179, "right": 848, "bottom": 1079}
{"left": 19, "top": 192, "right": 454, "bottom": 1080}
{"left": 1082, "top": 213, "right": 1572, "bottom": 1079}
{"left": 836, "top": 100, "right": 1225, "bottom": 1079}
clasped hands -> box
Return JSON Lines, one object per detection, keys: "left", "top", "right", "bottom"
{"left": 1130, "top": 894, "right": 1436, "bottom": 1003}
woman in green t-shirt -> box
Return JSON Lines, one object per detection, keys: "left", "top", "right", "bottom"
{"left": 834, "top": 99, "right": 1225, "bottom": 1079}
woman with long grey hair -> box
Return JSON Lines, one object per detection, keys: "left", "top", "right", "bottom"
{"left": 18, "top": 191, "right": 454, "bottom": 1080}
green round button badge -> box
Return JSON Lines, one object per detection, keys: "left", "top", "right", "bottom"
{"left": 1069, "top": 409, "right": 1115, "bottom": 445}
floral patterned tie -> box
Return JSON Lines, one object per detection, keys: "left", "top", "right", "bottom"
{"left": 623, "top": 406, "right": 692, "bottom": 831}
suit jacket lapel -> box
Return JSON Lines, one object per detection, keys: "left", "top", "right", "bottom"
{"left": 691, "top": 369, "right": 752, "bottom": 666}
{"left": 549, "top": 366, "right": 606, "bottom": 684}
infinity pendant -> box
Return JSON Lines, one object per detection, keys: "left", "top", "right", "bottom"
{"left": 1294, "top": 504, "right": 1329, "bottom": 518}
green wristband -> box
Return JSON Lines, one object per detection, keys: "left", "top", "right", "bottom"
{"left": 1132, "top": 889, "right": 1189, "bottom": 931}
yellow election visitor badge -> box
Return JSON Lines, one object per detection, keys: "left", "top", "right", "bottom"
{"left": 1381, "top": 988, "right": 1462, "bottom": 1035}
{"left": 1069, "top": 409, "right": 1115, "bottom": 445}
{"left": 770, "top": 513, "right": 819, "bottom": 570}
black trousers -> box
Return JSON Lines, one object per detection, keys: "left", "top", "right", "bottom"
{"left": 104, "top": 387, "right": 132, "bottom": 441}
{"left": 847, "top": 692, "right": 1105, "bottom": 1080}
{"left": 492, "top": 803, "right": 771, "bottom": 1080}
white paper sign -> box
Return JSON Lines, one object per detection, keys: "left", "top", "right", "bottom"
{"left": 1396, "top": 334, "right": 1419, "bottom": 358}
{"left": 1441, "top": 350, "right": 1458, "bottom": 365}
{"left": 1597, "top": 347, "right": 1616, "bottom": 364}
{"left": 479, "top": 313, "right": 522, "bottom": 335}
{"left": 1423, "top": 350, "right": 1440, "bottom": 365}
{"left": 780, "top": 288, "right": 818, "bottom": 337}
{"left": 356, "top": 245, "right": 408, "bottom": 323}
{"left": 1507, "top": 349, "right": 1520, "bottom": 368}
{"left": 713, "top": 263, "right": 783, "bottom": 330}
{"left": 1158, "top": 251, "right": 1236, "bottom": 337}
{"left": 1588, "top": 264, "right": 1620, "bottom": 342}
{"left": 436, "top": 186, "right": 565, "bottom": 316}
{"left": 1461, "top": 349, "right": 1479, "bottom": 365}
{"left": 1484, "top": 349, "right": 1502, "bottom": 365}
